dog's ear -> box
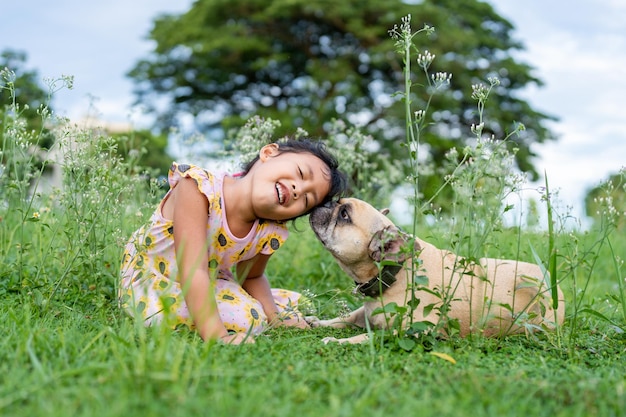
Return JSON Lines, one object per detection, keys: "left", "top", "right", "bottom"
{"left": 368, "top": 226, "right": 407, "bottom": 263}
{"left": 380, "top": 208, "right": 390, "bottom": 216}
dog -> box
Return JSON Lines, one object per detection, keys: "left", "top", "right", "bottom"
{"left": 306, "top": 198, "right": 565, "bottom": 344}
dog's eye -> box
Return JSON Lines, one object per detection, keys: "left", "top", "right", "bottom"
{"left": 339, "top": 207, "right": 350, "bottom": 221}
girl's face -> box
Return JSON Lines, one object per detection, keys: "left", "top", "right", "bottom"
{"left": 249, "top": 144, "right": 331, "bottom": 221}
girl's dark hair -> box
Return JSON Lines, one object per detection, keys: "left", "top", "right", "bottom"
{"left": 241, "top": 139, "right": 348, "bottom": 208}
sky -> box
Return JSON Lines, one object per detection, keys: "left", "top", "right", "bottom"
{"left": 489, "top": 0, "right": 626, "bottom": 227}
{"left": 2, "top": 0, "right": 625, "bottom": 226}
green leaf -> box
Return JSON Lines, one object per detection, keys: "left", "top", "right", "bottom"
{"left": 579, "top": 308, "right": 624, "bottom": 331}
{"left": 414, "top": 274, "right": 429, "bottom": 286}
{"left": 397, "top": 337, "right": 416, "bottom": 351}
{"left": 407, "top": 297, "right": 421, "bottom": 310}
{"left": 408, "top": 321, "right": 433, "bottom": 335}
{"left": 423, "top": 303, "right": 437, "bottom": 316}
{"left": 372, "top": 301, "right": 399, "bottom": 316}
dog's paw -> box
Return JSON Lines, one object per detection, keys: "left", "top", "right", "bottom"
{"left": 322, "top": 334, "right": 369, "bottom": 344}
{"left": 305, "top": 316, "right": 321, "bottom": 327}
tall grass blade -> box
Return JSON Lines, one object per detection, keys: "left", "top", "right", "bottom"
{"left": 544, "top": 172, "right": 559, "bottom": 310}
{"left": 607, "top": 238, "right": 626, "bottom": 323}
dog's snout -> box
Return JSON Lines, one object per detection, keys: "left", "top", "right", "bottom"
{"left": 309, "top": 199, "right": 338, "bottom": 233}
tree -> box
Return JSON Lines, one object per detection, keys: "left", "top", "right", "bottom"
{"left": 129, "top": 0, "right": 556, "bottom": 201}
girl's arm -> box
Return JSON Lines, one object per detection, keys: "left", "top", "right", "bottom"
{"left": 240, "top": 255, "right": 309, "bottom": 329}
{"left": 173, "top": 177, "right": 252, "bottom": 344}
{"left": 239, "top": 255, "right": 279, "bottom": 322}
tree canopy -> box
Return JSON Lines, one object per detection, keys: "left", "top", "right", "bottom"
{"left": 129, "top": 0, "right": 557, "bottom": 200}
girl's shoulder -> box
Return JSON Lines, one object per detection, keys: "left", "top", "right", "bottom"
{"left": 169, "top": 161, "right": 213, "bottom": 178}
{"left": 168, "top": 162, "right": 223, "bottom": 191}
{"left": 167, "top": 162, "right": 228, "bottom": 211}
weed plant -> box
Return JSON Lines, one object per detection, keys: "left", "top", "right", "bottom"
{"left": 0, "top": 69, "right": 161, "bottom": 313}
{"left": 377, "top": 14, "right": 626, "bottom": 353}
{"left": 1, "top": 16, "right": 626, "bottom": 417}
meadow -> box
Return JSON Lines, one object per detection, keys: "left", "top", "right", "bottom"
{"left": 2, "top": 17, "right": 626, "bottom": 416}
{"left": 1, "top": 110, "right": 625, "bottom": 416}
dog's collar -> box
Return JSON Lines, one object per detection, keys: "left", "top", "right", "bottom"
{"left": 355, "top": 264, "right": 403, "bottom": 298}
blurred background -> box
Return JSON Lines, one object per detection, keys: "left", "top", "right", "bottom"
{"left": 2, "top": 0, "right": 624, "bottom": 228}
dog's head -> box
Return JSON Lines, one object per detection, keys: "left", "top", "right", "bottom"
{"left": 309, "top": 198, "right": 419, "bottom": 286}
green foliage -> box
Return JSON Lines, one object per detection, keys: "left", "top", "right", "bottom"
{"left": 0, "top": 50, "right": 170, "bottom": 181}
{"left": 0, "top": 82, "right": 161, "bottom": 313}
{"left": 129, "top": 0, "right": 557, "bottom": 205}
{"left": 0, "top": 61, "right": 75, "bottom": 202}
{"left": 111, "top": 128, "right": 172, "bottom": 177}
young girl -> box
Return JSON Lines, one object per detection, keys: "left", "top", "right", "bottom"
{"left": 120, "top": 139, "right": 347, "bottom": 344}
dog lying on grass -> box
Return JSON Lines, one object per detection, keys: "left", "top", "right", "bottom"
{"left": 306, "top": 198, "right": 565, "bottom": 344}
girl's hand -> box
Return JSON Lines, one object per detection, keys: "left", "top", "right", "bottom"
{"left": 219, "top": 333, "right": 255, "bottom": 345}
{"left": 271, "top": 312, "right": 310, "bottom": 329}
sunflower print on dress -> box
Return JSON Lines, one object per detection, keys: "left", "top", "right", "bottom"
{"left": 163, "top": 224, "right": 174, "bottom": 239}
{"left": 256, "top": 232, "right": 285, "bottom": 253}
{"left": 135, "top": 296, "right": 149, "bottom": 316}
{"left": 157, "top": 294, "right": 180, "bottom": 316}
{"left": 224, "top": 321, "right": 248, "bottom": 334}
{"left": 152, "top": 255, "right": 171, "bottom": 278}
{"left": 211, "top": 193, "right": 224, "bottom": 218}
{"left": 212, "top": 226, "right": 235, "bottom": 252}
{"left": 173, "top": 163, "right": 191, "bottom": 173}
{"left": 245, "top": 304, "right": 263, "bottom": 325}
{"left": 120, "top": 252, "right": 132, "bottom": 274}
{"left": 207, "top": 256, "right": 219, "bottom": 272}
{"left": 151, "top": 275, "right": 172, "bottom": 292}
{"left": 141, "top": 231, "right": 157, "bottom": 252}
{"left": 217, "top": 288, "right": 240, "bottom": 305}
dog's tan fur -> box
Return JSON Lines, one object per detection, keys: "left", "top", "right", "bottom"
{"left": 306, "top": 198, "right": 565, "bottom": 344}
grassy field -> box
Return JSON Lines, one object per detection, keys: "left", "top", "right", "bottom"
{"left": 2, "top": 74, "right": 625, "bottom": 416}
{"left": 2, "top": 216, "right": 625, "bottom": 417}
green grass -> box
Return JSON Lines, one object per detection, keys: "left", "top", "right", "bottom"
{"left": 2, "top": 292, "right": 625, "bottom": 417}
{"left": 2, "top": 224, "right": 626, "bottom": 417}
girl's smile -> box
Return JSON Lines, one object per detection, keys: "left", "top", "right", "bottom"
{"left": 275, "top": 182, "right": 289, "bottom": 205}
